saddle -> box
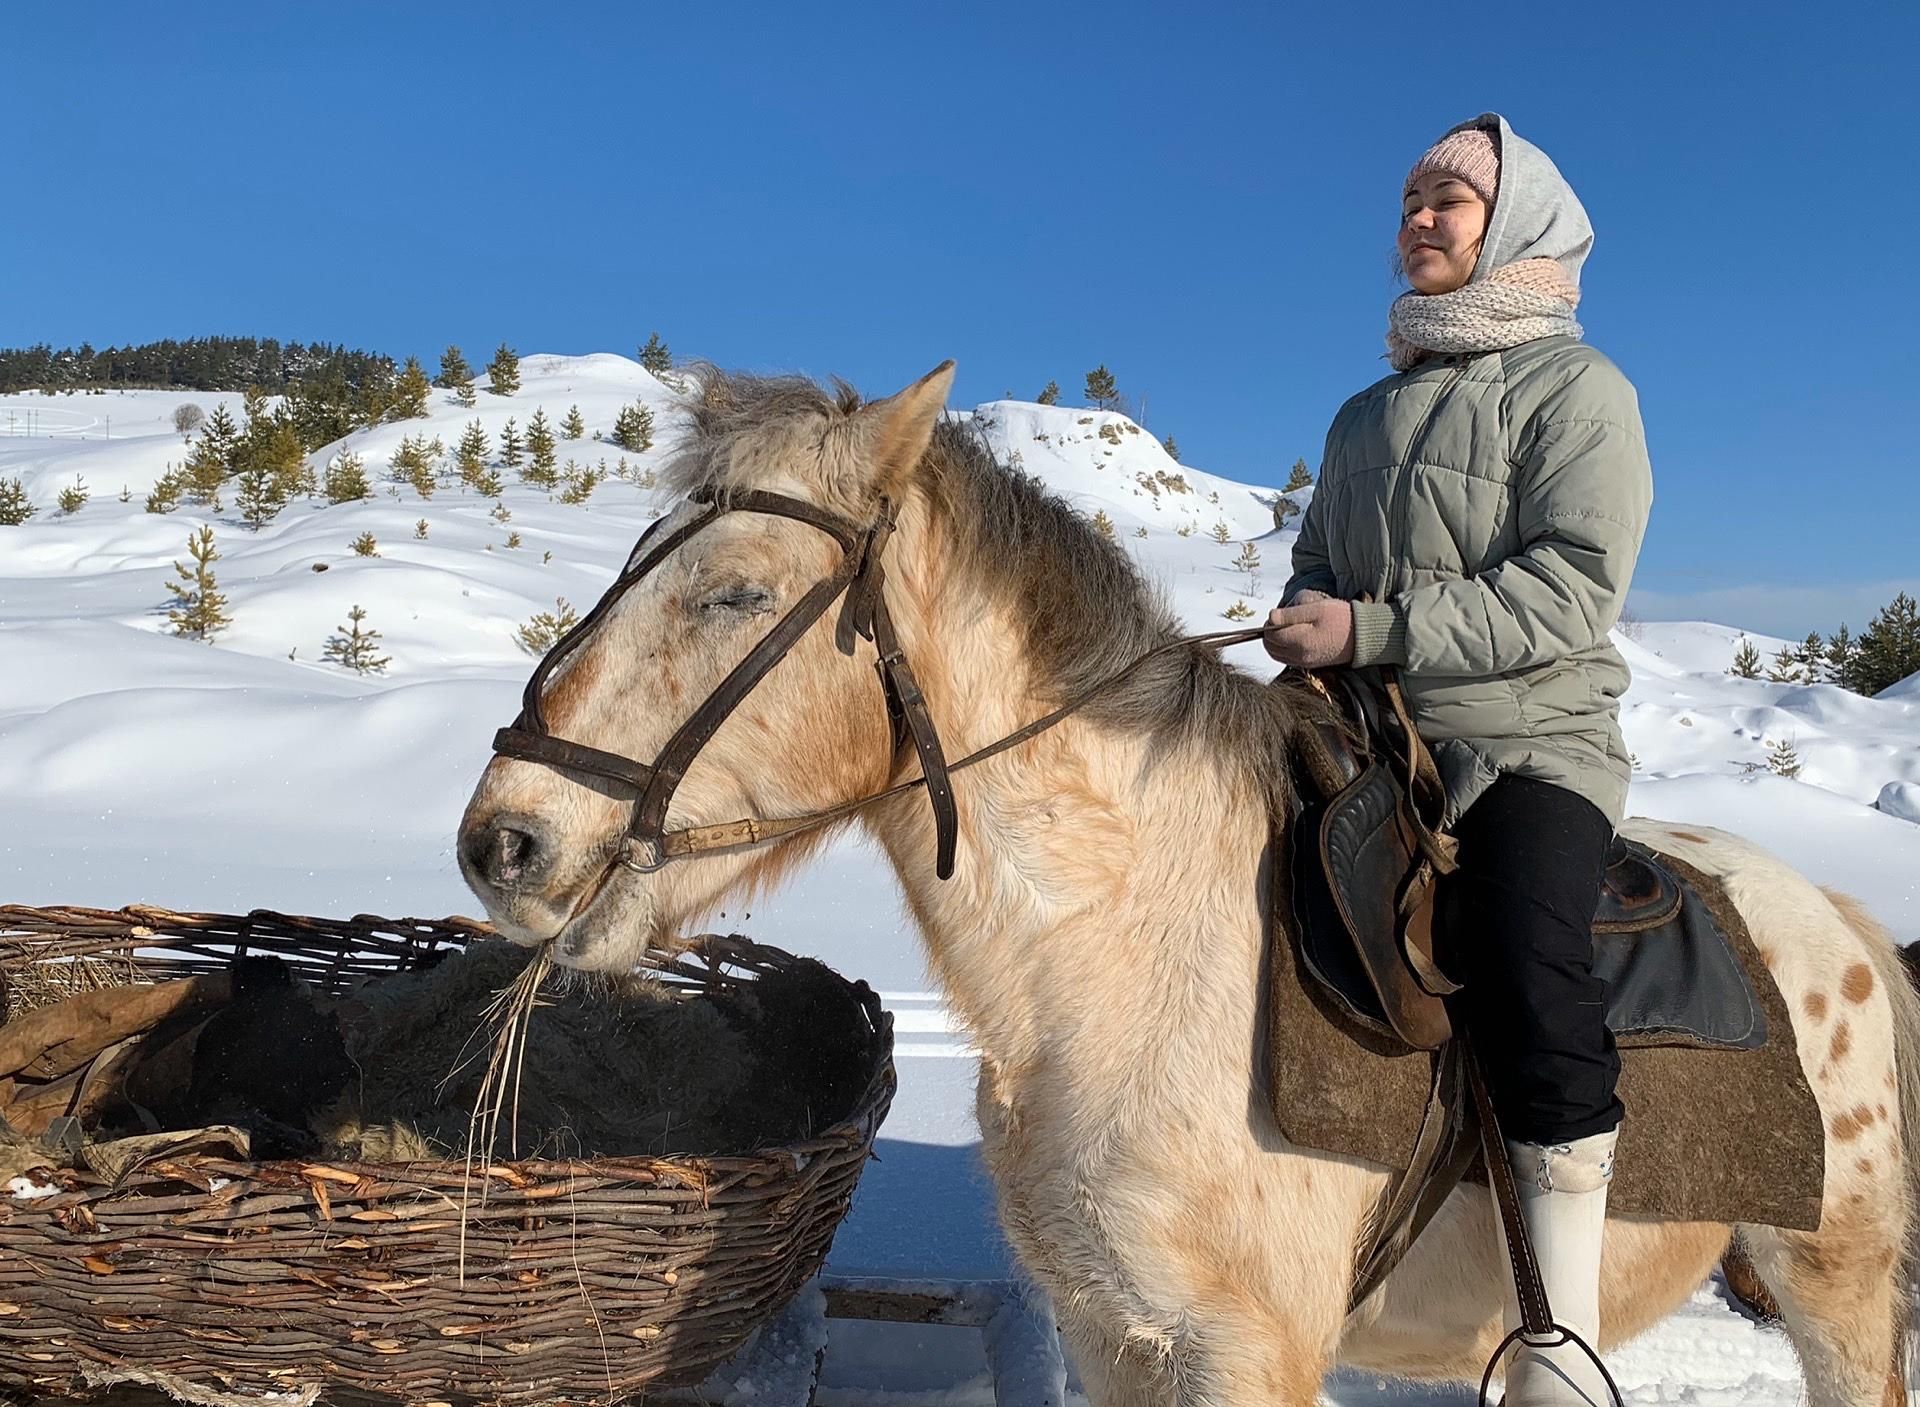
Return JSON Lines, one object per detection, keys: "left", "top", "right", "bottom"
{"left": 1273, "top": 665, "right": 1798, "bottom": 1316}
{"left": 1285, "top": 666, "right": 1704, "bottom": 1057}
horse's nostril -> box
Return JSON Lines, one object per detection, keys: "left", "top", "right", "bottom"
{"left": 463, "top": 817, "right": 547, "bottom": 891}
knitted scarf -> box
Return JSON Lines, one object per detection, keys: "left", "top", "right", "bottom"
{"left": 1385, "top": 257, "right": 1583, "bottom": 372}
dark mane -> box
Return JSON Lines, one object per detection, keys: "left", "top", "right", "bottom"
{"left": 661, "top": 365, "right": 1309, "bottom": 811}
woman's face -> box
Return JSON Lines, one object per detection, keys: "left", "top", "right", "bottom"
{"left": 1399, "top": 174, "right": 1490, "bottom": 295}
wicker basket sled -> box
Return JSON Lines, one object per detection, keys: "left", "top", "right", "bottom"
{"left": 0, "top": 904, "right": 896, "bottom": 1407}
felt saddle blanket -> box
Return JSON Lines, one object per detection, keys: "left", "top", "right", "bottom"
{"left": 1299, "top": 833, "right": 1770, "bottom": 1052}
{"left": 1266, "top": 830, "right": 1826, "bottom": 1238}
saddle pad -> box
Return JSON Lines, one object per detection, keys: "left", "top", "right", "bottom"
{"left": 1593, "top": 839, "right": 1764, "bottom": 1050}
{"left": 1266, "top": 839, "right": 1825, "bottom": 1231}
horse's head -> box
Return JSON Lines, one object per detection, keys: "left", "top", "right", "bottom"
{"left": 457, "top": 361, "right": 955, "bottom": 970}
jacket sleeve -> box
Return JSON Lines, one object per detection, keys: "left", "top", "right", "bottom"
{"left": 1280, "top": 438, "right": 1339, "bottom": 605}
{"left": 1350, "top": 369, "right": 1653, "bottom": 676}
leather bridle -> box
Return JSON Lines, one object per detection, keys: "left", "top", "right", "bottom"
{"left": 491, "top": 483, "right": 1270, "bottom": 894}
{"left": 492, "top": 484, "right": 961, "bottom": 879}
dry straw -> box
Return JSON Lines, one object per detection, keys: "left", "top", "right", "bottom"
{"left": 0, "top": 903, "right": 895, "bottom": 1406}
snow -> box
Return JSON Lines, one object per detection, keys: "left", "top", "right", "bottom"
{"left": 1879, "top": 781, "right": 1920, "bottom": 825}
{"left": 5, "top": 362, "right": 1919, "bottom": 1402}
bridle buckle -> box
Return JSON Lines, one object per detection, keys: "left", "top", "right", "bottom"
{"left": 617, "top": 835, "right": 669, "bottom": 874}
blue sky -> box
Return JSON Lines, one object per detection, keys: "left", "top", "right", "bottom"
{"left": 5, "top": 2, "right": 1915, "bottom": 637}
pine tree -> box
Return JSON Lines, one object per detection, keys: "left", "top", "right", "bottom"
{"left": 235, "top": 457, "right": 288, "bottom": 529}
{"left": 322, "top": 605, "right": 391, "bottom": 675}
{"left": 255, "top": 416, "right": 310, "bottom": 503}
{"left": 474, "top": 464, "right": 504, "bottom": 497}
{"left": 524, "top": 409, "right": 558, "bottom": 487}
{"left": 1090, "top": 509, "right": 1115, "bottom": 539}
{"left": 611, "top": 401, "right": 654, "bottom": 453}
{"left": 1850, "top": 591, "right": 1920, "bottom": 695}
{"left": 145, "top": 465, "right": 185, "bottom": 514}
{"left": 1222, "top": 600, "right": 1255, "bottom": 621}
{"left": 456, "top": 419, "right": 491, "bottom": 490}
{"left": 1036, "top": 380, "right": 1060, "bottom": 406}
{"left": 1284, "top": 458, "right": 1314, "bottom": 492}
{"left": 516, "top": 597, "right": 580, "bottom": 653}
{"left": 57, "top": 478, "right": 88, "bottom": 513}
{"left": 1822, "top": 624, "right": 1856, "bottom": 686}
{"left": 559, "top": 460, "right": 602, "bottom": 504}
{"left": 201, "top": 405, "right": 240, "bottom": 473}
{"left": 324, "top": 450, "right": 371, "bottom": 504}
{"left": 414, "top": 518, "right": 429, "bottom": 539}
{"left": 1084, "top": 365, "right": 1119, "bottom": 410}
{"left": 1731, "top": 638, "right": 1762, "bottom": 679}
{"left": 0, "top": 476, "right": 37, "bottom": 525}
{"left": 1161, "top": 435, "right": 1180, "bottom": 460}
{"left": 351, "top": 532, "right": 379, "bottom": 557}
{"left": 1766, "top": 646, "right": 1799, "bottom": 683}
{"left": 562, "top": 404, "right": 586, "bottom": 440}
{"left": 437, "top": 345, "right": 473, "bottom": 390}
{"left": 391, "top": 434, "right": 441, "bottom": 499}
{"left": 499, "top": 418, "right": 522, "bottom": 469}
{"left": 242, "top": 386, "right": 271, "bottom": 427}
{"left": 1210, "top": 519, "right": 1232, "bottom": 544}
{"left": 1791, "top": 631, "right": 1827, "bottom": 684}
{"left": 392, "top": 356, "right": 432, "bottom": 419}
{"left": 486, "top": 343, "right": 520, "bottom": 396}
{"left": 638, "top": 333, "right": 672, "bottom": 374}
{"left": 455, "top": 380, "right": 477, "bottom": 408}
{"left": 1232, "top": 540, "right": 1262, "bottom": 593}
{"left": 183, "top": 432, "right": 231, "bottom": 507}
{"left": 165, "top": 524, "right": 232, "bottom": 641}
{"left": 1766, "top": 736, "right": 1802, "bottom": 778}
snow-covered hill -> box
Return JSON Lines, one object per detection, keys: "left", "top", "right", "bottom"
{"left": 3, "top": 360, "right": 1918, "bottom": 1403}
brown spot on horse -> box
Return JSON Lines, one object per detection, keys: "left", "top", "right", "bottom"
{"left": 1843, "top": 963, "right": 1876, "bottom": 1004}
{"left": 1806, "top": 992, "right": 1830, "bottom": 1022}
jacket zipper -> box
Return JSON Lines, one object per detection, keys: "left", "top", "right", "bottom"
{"left": 1380, "top": 356, "right": 1471, "bottom": 602}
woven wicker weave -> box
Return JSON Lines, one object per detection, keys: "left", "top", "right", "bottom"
{"left": 0, "top": 904, "right": 895, "bottom": 1406}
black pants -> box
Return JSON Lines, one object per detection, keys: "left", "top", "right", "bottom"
{"left": 1437, "top": 774, "right": 1624, "bottom": 1144}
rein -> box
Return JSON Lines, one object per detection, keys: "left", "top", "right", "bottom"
{"left": 492, "top": 484, "right": 1269, "bottom": 886}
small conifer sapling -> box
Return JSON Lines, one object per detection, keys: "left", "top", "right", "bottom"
{"left": 323, "top": 605, "right": 392, "bottom": 675}
{"left": 516, "top": 597, "right": 580, "bottom": 654}
{"left": 0, "top": 476, "right": 36, "bottom": 525}
{"left": 166, "top": 524, "right": 232, "bottom": 641}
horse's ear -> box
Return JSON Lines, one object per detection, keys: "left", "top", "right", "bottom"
{"left": 841, "top": 360, "right": 955, "bottom": 496}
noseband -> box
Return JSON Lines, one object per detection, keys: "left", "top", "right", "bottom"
{"left": 492, "top": 483, "right": 1270, "bottom": 891}
{"left": 492, "top": 485, "right": 963, "bottom": 879}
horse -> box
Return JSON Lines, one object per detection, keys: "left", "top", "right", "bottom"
{"left": 457, "top": 362, "right": 1920, "bottom": 1406}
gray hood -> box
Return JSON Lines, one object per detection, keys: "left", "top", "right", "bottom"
{"left": 1442, "top": 112, "right": 1594, "bottom": 291}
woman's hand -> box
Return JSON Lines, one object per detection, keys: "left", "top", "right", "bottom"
{"left": 1264, "top": 596, "right": 1356, "bottom": 667}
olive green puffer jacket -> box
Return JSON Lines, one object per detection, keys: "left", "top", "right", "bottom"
{"left": 1282, "top": 334, "right": 1653, "bottom": 830}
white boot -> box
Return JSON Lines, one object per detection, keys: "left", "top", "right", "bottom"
{"left": 1494, "top": 1128, "right": 1618, "bottom": 1407}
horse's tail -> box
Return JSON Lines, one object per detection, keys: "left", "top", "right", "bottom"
{"left": 1826, "top": 887, "right": 1920, "bottom": 1386}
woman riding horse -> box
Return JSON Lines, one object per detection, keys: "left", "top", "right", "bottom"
{"left": 1264, "top": 112, "right": 1652, "bottom": 1406}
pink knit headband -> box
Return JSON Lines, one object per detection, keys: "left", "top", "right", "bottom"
{"left": 1404, "top": 127, "right": 1498, "bottom": 206}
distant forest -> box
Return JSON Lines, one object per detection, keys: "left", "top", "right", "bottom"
{"left": 0, "top": 337, "right": 396, "bottom": 395}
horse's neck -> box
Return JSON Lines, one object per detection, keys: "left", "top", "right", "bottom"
{"left": 860, "top": 509, "right": 1272, "bottom": 1084}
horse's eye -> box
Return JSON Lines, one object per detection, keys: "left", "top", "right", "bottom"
{"left": 698, "top": 585, "right": 775, "bottom": 617}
